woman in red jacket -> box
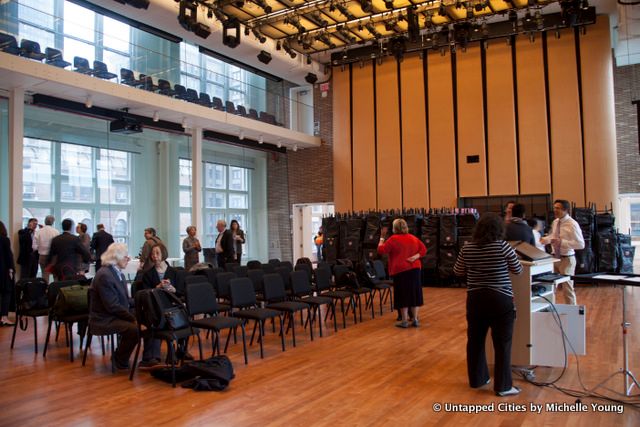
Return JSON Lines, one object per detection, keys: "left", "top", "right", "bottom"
{"left": 377, "top": 219, "right": 427, "bottom": 328}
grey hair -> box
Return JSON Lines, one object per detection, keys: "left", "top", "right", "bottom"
{"left": 45, "top": 215, "right": 55, "bottom": 226}
{"left": 216, "top": 219, "right": 227, "bottom": 227}
{"left": 101, "top": 243, "right": 129, "bottom": 267}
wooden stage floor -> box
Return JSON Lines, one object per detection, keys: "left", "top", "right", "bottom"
{"left": 1, "top": 285, "right": 639, "bottom": 426}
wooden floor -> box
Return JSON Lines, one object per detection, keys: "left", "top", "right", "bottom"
{"left": 2, "top": 285, "right": 640, "bottom": 426}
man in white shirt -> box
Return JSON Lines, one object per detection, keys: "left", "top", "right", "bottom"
{"left": 540, "top": 199, "right": 585, "bottom": 305}
{"left": 34, "top": 215, "right": 60, "bottom": 283}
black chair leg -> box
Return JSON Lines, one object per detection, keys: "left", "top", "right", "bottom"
{"left": 340, "top": 299, "right": 347, "bottom": 329}
{"left": 308, "top": 308, "right": 314, "bottom": 341}
{"left": 100, "top": 336, "right": 106, "bottom": 355}
{"left": 82, "top": 334, "right": 93, "bottom": 366}
{"left": 168, "top": 341, "right": 177, "bottom": 388}
{"left": 196, "top": 333, "right": 203, "bottom": 360}
{"left": 332, "top": 303, "right": 338, "bottom": 332}
{"left": 34, "top": 318, "right": 39, "bottom": 354}
{"left": 129, "top": 333, "right": 142, "bottom": 380}
{"left": 240, "top": 324, "right": 248, "bottom": 365}
{"left": 258, "top": 320, "right": 264, "bottom": 359}
{"left": 43, "top": 319, "right": 53, "bottom": 358}
{"left": 10, "top": 315, "right": 19, "bottom": 349}
{"left": 290, "top": 313, "right": 296, "bottom": 347}
{"left": 249, "top": 320, "right": 258, "bottom": 346}
{"left": 278, "top": 315, "right": 285, "bottom": 352}
{"left": 69, "top": 323, "right": 75, "bottom": 362}
{"left": 111, "top": 337, "right": 116, "bottom": 374}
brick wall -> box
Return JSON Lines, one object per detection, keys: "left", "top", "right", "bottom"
{"left": 614, "top": 62, "right": 640, "bottom": 194}
{"left": 266, "top": 80, "right": 334, "bottom": 263}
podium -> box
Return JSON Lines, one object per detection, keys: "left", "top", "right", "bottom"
{"left": 510, "top": 259, "right": 586, "bottom": 367}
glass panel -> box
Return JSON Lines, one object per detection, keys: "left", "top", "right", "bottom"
{"left": 181, "top": 43, "right": 200, "bottom": 76}
{"left": 64, "top": 37, "right": 95, "bottom": 63}
{"left": 19, "top": 0, "right": 55, "bottom": 29}
{"left": 23, "top": 138, "right": 53, "bottom": 202}
{"left": 61, "top": 209, "right": 93, "bottom": 232}
{"left": 60, "top": 144, "right": 94, "bottom": 202}
{"left": 631, "top": 204, "right": 640, "bottom": 237}
{"left": 205, "top": 163, "right": 226, "bottom": 189}
{"left": 206, "top": 83, "right": 224, "bottom": 100}
{"left": 181, "top": 74, "right": 200, "bottom": 91}
{"left": 102, "top": 50, "right": 129, "bottom": 74}
{"left": 180, "top": 190, "right": 192, "bottom": 208}
{"left": 99, "top": 210, "right": 129, "bottom": 243}
{"left": 204, "top": 212, "right": 226, "bottom": 246}
{"left": 179, "top": 213, "right": 191, "bottom": 238}
{"left": 229, "top": 166, "right": 247, "bottom": 191}
{"left": 100, "top": 183, "right": 130, "bottom": 204}
{"left": 229, "top": 193, "right": 247, "bottom": 209}
{"left": 99, "top": 149, "right": 130, "bottom": 180}
{"left": 205, "top": 191, "right": 226, "bottom": 209}
{"left": 18, "top": 24, "right": 55, "bottom": 49}
{"left": 204, "top": 56, "right": 225, "bottom": 84}
{"left": 22, "top": 207, "right": 51, "bottom": 228}
{"left": 64, "top": 1, "right": 95, "bottom": 42}
{"left": 102, "top": 16, "right": 130, "bottom": 52}
{"left": 179, "top": 159, "right": 192, "bottom": 186}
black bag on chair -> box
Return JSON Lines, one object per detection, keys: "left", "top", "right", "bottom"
{"left": 16, "top": 278, "right": 48, "bottom": 311}
{"left": 151, "top": 289, "right": 189, "bottom": 331}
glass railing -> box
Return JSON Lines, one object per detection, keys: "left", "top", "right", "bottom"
{"left": 0, "top": 0, "right": 315, "bottom": 135}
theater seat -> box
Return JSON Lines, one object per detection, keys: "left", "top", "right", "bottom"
{"left": 212, "top": 97, "right": 224, "bottom": 111}
{"left": 0, "top": 33, "right": 20, "bottom": 55}
{"left": 93, "top": 60, "right": 117, "bottom": 80}
{"left": 20, "top": 39, "right": 46, "bottom": 61}
{"left": 45, "top": 47, "right": 71, "bottom": 68}
{"left": 74, "top": 57, "right": 94, "bottom": 75}
{"left": 120, "top": 68, "right": 140, "bottom": 86}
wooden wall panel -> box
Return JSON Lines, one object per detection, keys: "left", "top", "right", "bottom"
{"left": 486, "top": 42, "right": 518, "bottom": 195}
{"left": 351, "top": 62, "right": 377, "bottom": 210}
{"left": 332, "top": 66, "right": 352, "bottom": 212}
{"left": 427, "top": 51, "right": 457, "bottom": 207}
{"left": 400, "top": 54, "right": 429, "bottom": 208}
{"left": 547, "top": 29, "right": 585, "bottom": 205}
{"left": 375, "top": 59, "right": 402, "bottom": 209}
{"left": 580, "top": 16, "right": 618, "bottom": 208}
{"left": 516, "top": 36, "right": 551, "bottom": 195}
{"left": 456, "top": 46, "right": 487, "bottom": 197}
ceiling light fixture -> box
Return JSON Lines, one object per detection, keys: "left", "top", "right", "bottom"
{"left": 153, "top": 111, "right": 159, "bottom": 122}
{"left": 258, "top": 135, "right": 264, "bottom": 144}
{"left": 239, "top": 130, "right": 245, "bottom": 140}
{"left": 85, "top": 95, "right": 92, "bottom": 108}
{"left": 181, "top": 117, "right": 187, "bottom": 128}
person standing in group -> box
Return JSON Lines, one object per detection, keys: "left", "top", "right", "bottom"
{"left": 47, "top": 218, "right": 91, "bottom": 280}
{"left": 76, "top": 222, "right": 91, "bottom": 274}
{"left": 88, "top": 243, "right": 137, "bottom": 370}
{"left": 230, "top": 220, "right": 245, "bottom": 265}
{"left": 377, "top": 218, "right": 427, "bottom": 328}
{"left": 182, "top": 226, "right": 202, "bottom": 271}
{"left": 139, "top": 227, "right": 162, "bottom": 271}
{"left": 527, "top": 218, "right": 547, "bottom": 252}
{"left": 540, "top": 199, "right": 585, "bottom": 305}
{"left": 17, "top": 217, "right": 39, "bottom": 280}
{"left": 0, "top": 221, "right": 16, "bottom": 326}
{"left": 454, "top": 212, "right": 523, "bottom": 397}
{"left": 504, "top": 203, "right": 535, "bottom": 246}
{"left": 91, "top": 224, "right": 114, "bottom": 272}
{"left": 503, "top": 200, "right": 516, "bottom": 223}
{"left": 214, "top": 220, "right": 234, "bottom": 270}
{"left": 34, "top": 215, "right": 59, "bottom": 282}
{"left": 314, "top": 227, "right": 324, "bottom": 263}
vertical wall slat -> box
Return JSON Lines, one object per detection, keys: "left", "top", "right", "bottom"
{"left": 400, "top": 54, "right": 429, "bottom": 209}
{"left": 486, "top": 42, "right": 518, "bottom": 195}
{"left": 580, "top": 16, "right": 619, "bottom": 209}
{"left": 332, "top": 66, "right": 352, "bottom": 212}
{"left": 547, "top": 29, "right": 585, "bottom": 205}
{"left": 456, "top": 46, "right": 487, "bottom": 197}
{"left": 516, "top": 36, "right": 551, "bottom": 195}
{"left": 427, "top": 51, "right": 458, "bottom": 208}
{"left": 376, "top": 58, "right": 403, "bottom": 209}
{"left": 351, "top": 62, "right": 377, "bottom": 210}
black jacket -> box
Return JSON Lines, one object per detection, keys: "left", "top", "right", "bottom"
{"left": 141, "top": 262, "right": 178, "bottom": 291}
{"left": 89, "top": 265, "right": 135, "bottom": 335}
{"left": 47, "top": 232, "right": 91, "bottom": 276}
{"left": 17, "top": 227, "right": 36, "bottom": 266}
{"left": 218, "top": 229, "right": 235, "bottom": 263}
{"left": 90, "top": 230, "right": 114, "bottom": 263}
{"left": 505, "top": 218, "right": 536, "bottom": 247}
{"left": 0, "top": 236, "right": 15, "bottom": 292}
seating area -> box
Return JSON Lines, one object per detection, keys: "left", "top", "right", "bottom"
{"left": 9, "top": 257, "right": 395, "bottom": 387}
{"left": 0, "top": 31, "right": 284, "bottom": 128}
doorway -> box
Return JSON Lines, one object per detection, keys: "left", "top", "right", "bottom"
{"left": 292, "top": 203, "right": 334, "bottom": 264}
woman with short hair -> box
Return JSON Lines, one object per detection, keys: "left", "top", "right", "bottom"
{"left": 454, "top": 212, "right": 523, "bottom": 397}
{"left": 377, "top": 218, "right": 427, "bottom": 328}
{"left": 182, "top": 226, "right": 201, "bottom": 271}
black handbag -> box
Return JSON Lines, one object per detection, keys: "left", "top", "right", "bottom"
{"left": 164, "top": 306, "right": 190, "bottom": 330}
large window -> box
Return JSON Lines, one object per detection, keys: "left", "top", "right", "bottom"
{"left": 17, "top": 0, "right": 131, "bottom": 73}
{"left": 23, "top": 139, "right": 133, "bottom": 243}
{"left": 631, "top": 204, "right": 640, "bottom": 237}
{"left": 179, "top": 158, "right": 252, "bottom": 257}
{"left": 180, "top": 43, "right": 247, "bottom": 107}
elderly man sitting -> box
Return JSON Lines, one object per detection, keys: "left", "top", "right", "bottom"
{"left": 89, "top": 243, "right": 137, "bottom": 370}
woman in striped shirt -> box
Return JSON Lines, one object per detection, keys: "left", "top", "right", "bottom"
{"left": 454, "top": 212, "right": 523, "bottom": 397}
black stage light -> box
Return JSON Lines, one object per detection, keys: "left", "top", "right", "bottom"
{"left": 223, "top": 18, "right": 241, "bottom": 48}
{"left": 474, "top": 2, "right": 485, "bottom": 12}
{"left": 178, "top": 1, "right": 197, "bottom": 32}
{"left": 257, "top": 50, "right": 272, "bottom": 64}
{"left": 276, "top": 40, "right": 282, "bottom": 50}
{"left": 254, "top": 0, "right": 272, "bottom": 13}
{"left": 192, "top": 22, "right": 211, "bottom": 39}
{"left": 305, "top": 73, "right": 317, "bottom": 84}
{"left": 126, "top": 0, "right": 149, "bottom": 9}
{"left": 384, "top": 0, "right": 394, "bottom": 9}
{"left": 359, "top": 0, "right": 373, "bottom": 13}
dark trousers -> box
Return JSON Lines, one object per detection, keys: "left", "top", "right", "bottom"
{"left": 109, "top": 319, "right": 139, "bottom": 365}
{"left": 236, "top": 254, "right": 242, "bottom": 265}
{"left": 1, "top": 285, "right": 12, "bottom": 316}
{"left": 217, "top": 253, "right": 226, "bottom": 271}
{"left": 466, "top": 289, "right": 515, "bottom": 393}
{"left": 19, "top": 252, "right": 39, "bottom": 280}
